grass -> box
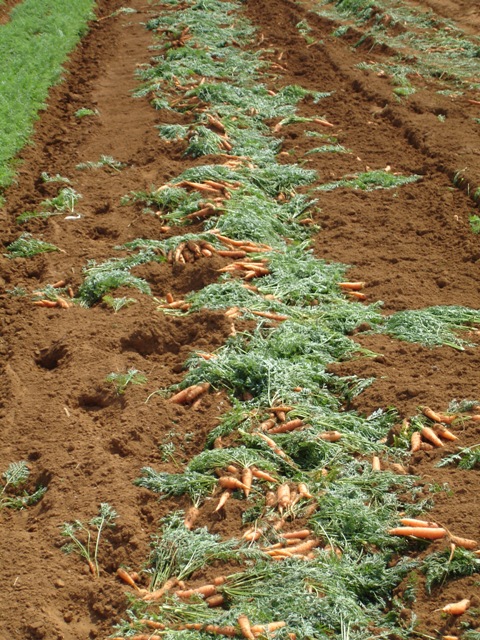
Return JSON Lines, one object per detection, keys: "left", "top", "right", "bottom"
{"left": 0, "top": 0, "right": 96, "bottom": 189}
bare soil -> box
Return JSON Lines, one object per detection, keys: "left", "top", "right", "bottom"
{"left": 0, "top": 0, "right": 479, "bottom": 638}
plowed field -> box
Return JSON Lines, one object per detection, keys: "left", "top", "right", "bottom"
{"left": 0, "top": 0, "right": 479, "bottom": 639}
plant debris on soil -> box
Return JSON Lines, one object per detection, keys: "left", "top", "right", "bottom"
{"left": 0, "top": 0, "right": 479, "bottom": 639}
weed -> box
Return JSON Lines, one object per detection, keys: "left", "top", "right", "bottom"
{"left": 5, "top": 233, "right": 59, "bottom": 258}
{"left": 76, "top": 155, "right": 126, "bottom": 172}
{"left": 437, "top": 444, "right": 480, "bottom": 470}
{"left": 469, "top": 214, "right": 480, "bottom": 234}
{"left": 0, "top": 461, "right": 46, "bottom": 510}
{"left": 102, "top": 295, "right": 137, "bottom": 313}
{"left": 105, "top": 369, "right": 147, "bottom": 395}
{"left": 61, "top": 503, "right": 118, "bottom": 577}
{"left": 74, "top": 107, "right": 99, "bottom": 118}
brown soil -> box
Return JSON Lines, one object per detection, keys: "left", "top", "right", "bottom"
{"left": 0, "top": 0, "right": 479, "bottom": 638}
{"left": 0, "top": 0, "right": 21, "bottom": 24}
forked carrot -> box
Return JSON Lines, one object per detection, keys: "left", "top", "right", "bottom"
{"left": 388, "top": 526, "right": 446, "bottom": 539}
{"left": 297, "top": 483, "right": 313, "bottom": 499}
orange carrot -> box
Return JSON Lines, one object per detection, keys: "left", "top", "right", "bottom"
{"left": 218, "top": 476, "right": 248, "bottom": 491}
{"left": 287, "top": 538, "right": 320, "bottom": 555}
{"left": 432, "top": 425, "right": 458, "bottom": 441}
{"left": 411, "top": 431, "right": 422, "bottom": 452}
{"left": 52, "top": 279, "right": 66, "bottom": 288}
{"left": 250, "top": 621, "right": 286, "bottom": 635}
{"left": 338, "top": 282, "right": 365, "bottom": 291}
{"left": 243, "top": 527, "right": 263, "bottom": 541}
{"left": 255, "top": 432, "right": 290, "bottom": 460}
{"left": 313, "top": 118, "right": 334, "bottom": 127}
{"left": 33, "top": 299, "right": 58, "bottom": 308}
{"left": 422, "top": 406, "right": 457, "bottom": 424}
{"left": 251, "top": 467, "right": 277, "bottom": 483}
{"left": 216, "top": 250, "right": 247, "bottom": 258}
{"left": 207, "top": 594, "right": 225, "bottom": 607}
{"left": 215, "top": 489, "right": 232, "bottom": 512}
{"left": 268, "top": 418, "right": 304, "bottom": 434}
{"left": 400, "top": 518, "right": 439, "bottom": 528}
{"left": 169, "top": 382, "right": 210, "bottom": 404}
{"left": 297, "top": 483, "right": 313, "bottom": 499}
{"left": 143, "top": 576, "right": 178, "bottom": 601}
{"left": 318, "top": 431, "right": 342, "bottom": 442}
{"left": 388, "top": 526, "right": 446, "bottom": 539}
{"left": 184, "top": 506, "right": 200, "bottom": 530}
{"left": 283, "top": 529, "right": 311, "bottom": 540}
{"left": 420, "top": 426, "right": 444, "bottom": 448}
{"left": 238, "top": 615, "right": 255, "bottom": 640}
{"left": 249, "top": 310, "right": 289, "bottom": 322}
{"left": 166, "top": 292, "right": 174, "bottom": 304}
{"left": 441, "top": 599, "right": 470, "bottom": 615}
{"left": 176, "top": 584, "right": 217, "bottom": 599}
{"left": 242, "top": 467, "right": 253, "bottom": 498}
{"left": 117, "top": 567, "right": 141, "bottom": 590}
{"left": 270, "top": 405, "right": 294, "bottom": 415}
{"left": 184, "top": 623, "right": 238, "bottom": 636}
{"left": 449, "top": 534, "right": 478, "bottom": 549}
{"left": 140, "top": 620, "right": 166, "bottom": 630}
{"left": 277, "top": 484, "right": 291, "bottom": 510}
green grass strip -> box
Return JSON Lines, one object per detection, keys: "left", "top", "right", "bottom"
{"left": 0, "top": 0, "right": 96, "bottom": 189}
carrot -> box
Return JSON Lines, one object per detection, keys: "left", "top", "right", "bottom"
{"left": 185, "top": 624, "right": 238, "bottom": 637}
{"left": 388, "top": 526, "right": 447, "bottom": 540}
{"left": 215, "top": 489, "right": 232, "bottom": 511}
{"left": 277, "top": 484, "right": 291, "bottom": 510}
{"left": 218, "top": 476, "right": 248, "bottom": 491}
{"left": 238, "top": 615, "right": 255, "bottom": 640}
{"left": 283, "top": 529, "right": 311, "bottom": 540}
{"left": 249, "top": 469, "right": 276, "bottom": 486}
{"left": 166, "top": 292, "right": 174, "bottom": 304}
{"left": 117, "top": 567, "right": 141, "bottom": 590}
{"left": 249, "top": 310, "right": 289, "bottom": 322}
{"left": 422, "top": 406, "right": 444, "bottom": 422}
{"left": 265, "top": 491, "right": 277, "bottom": 507}
{"left": 268, "top": 418, "right": 304, "bottom": 434}
{"left": 313, "top": 117, "right": 334, "bottom": 127}
{"left": 338, "top": 282, "right": 365, "bottom": 291}
{"left": 410, "top": 431, "right": 422, "bottom": 453}
{"left": 250, "top": 622, "right": 286, "bottom": 635}
{"left": 420, "top": 426, "right": 444, "bottom": 448}
{"left": 143, "top": 576, "right": 179, "bottom": 601}
{"left": 372, "top": 456, "right": 381, "bottom": 471}
{"left": 52, "top": 279, "right": 66, "bottom": 288}
{"left": 169, "top": 382, "right": 210, "bottom": 404}
{"left": 287, "top": 538, "right": 320, "bottom": 555}
{"left": 33, "top": 299, "right": 58, "bottom": 308}
{"left": 400, "top": 518, "right": 439, "bottom": 528}
{"left": 390, "top": 463, "right": 407, "bottom": 475}
{"left": 258, "top": 418, "right": 276, "bottom": 431}
{"left": 140, "top": 620, "right": 166, "bottom": 630}
{"left": 441, "top": 599, "right": 470, "bottom": 615}
{"left": 448, "top": 534, "right": 478, "bottom": 549}
{"left": 242, "top": 467, "right": 253, "bottom": 498}
{"left": 255, "top": 432, "right": 290, "bottom": 460}
{"left": 347, "top": 291, "right": 367, "bottom": 301}
{"left": 184, "top": 506, "right": 201, "bottom": 530}
{"left": 207, "top": 594, "right": 225, "bottom": 607}
{"left": 217, "top": 250, "right": 248, "bottom": 258}
{"left": 176, "top": 584, "right": 217, "bottom": 599}
{"left": 243, "top": 527, "right": 263, "bottom": 541}
{"left": 318, "top": 431, "right": 342, "bottom": 442}
{"left": 297, "top": 483, "right": 313, "bottom": 499}
{"left": 432, "top": 425, "right": 458, "bottom": 441}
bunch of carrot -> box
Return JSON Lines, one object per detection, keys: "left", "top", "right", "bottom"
{"left": 409, "top": 407, "right": 459, "bottom": 452}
